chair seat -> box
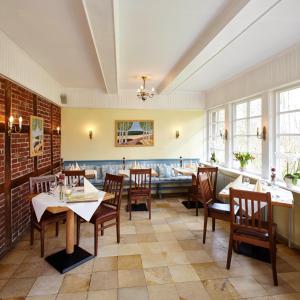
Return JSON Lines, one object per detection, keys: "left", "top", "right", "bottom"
{"left": 129, "top": 189, "right": 150, "bottom": 197}
{"left": 35, "top": 211, "right": 66, "bottom": 224}
{"left": 208, "top": 203, "right": 239, "bottom": 215}
{"left": 90, "top": 204, "right": 117, "bottom": 223}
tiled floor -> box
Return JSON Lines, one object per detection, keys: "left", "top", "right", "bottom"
{"left": 0, "top": 196, "right": 300, "bottom": 300}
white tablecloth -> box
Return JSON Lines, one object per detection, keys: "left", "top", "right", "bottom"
{"left": 32, "top": 178, "right": 105, "bottom": 222}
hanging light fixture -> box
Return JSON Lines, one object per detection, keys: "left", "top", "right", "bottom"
{"left": 137, "top": 76, "right": 155, "bottom": 101}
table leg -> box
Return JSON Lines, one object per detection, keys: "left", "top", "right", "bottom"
{"left": 288, "top": 207, "right": 293, "bottom": 248}
{"left": 66, "top": 210, "right": 74, "bottom": 254}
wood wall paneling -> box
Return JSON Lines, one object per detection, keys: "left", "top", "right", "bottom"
{"left": 0, "top": 75, "right": 61, "bottom": 257}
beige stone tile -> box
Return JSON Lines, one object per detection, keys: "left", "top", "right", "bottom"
{"left": 26, "top": 295, "right": 57, "bottom": 300}
{"left": 159, "top": 241, "right": 183, "bottom": 253}
{"left": 0, "top": 264, "right": 19, "bottom": 279}
{"left": 118, "top": 255, "right": 142, "bottom": 270}
{"left": 93, "top": 257, "right": 117, "bottom": 272}
{"left": 118, "top": 269, "right": 146, "bottom": 288}
{"left": 168, "top": 264, "right": 199, "bottom": 283}
{"left": 136, "top": 233, "right": 157, "bottom": 243}
{"left": 165, "top": 251, "right": 189, "bottom": 265}
{"left": 273, "top": 293, "right": 300, "bottom": 300}
{"left": 144, "top": 266, "right": 173, "bottom": 285}
{"left": 0, "top": 278, "right": 36, "bottom": 298}
{"left": 87, "top": 289, "right": 117, "bottom": 300}
{"left": 178, "top": 239, "right": 203, "bottom": 251}
{"left": 135, "top": 224, "right": 154, "bottom": 234}
{"left": 120, "top": 224, "right": 136, "bottom": 235}
{"left": 139, "top": 242, "right": 162, "bottom": 254}
{"left": 229, "top": 276, "right": 267, "bottom": 298}
{"left": 192, "top": 262, "right": 229, "bottom": 280}
{"left": 148, "top": 283, "right": 180, "bottom": 300}
{"left": 255, "top": 273, "right": 295, "bottom": 296}
{"left": 154, "top": 232, "right": 176, "bottom": 242}
{"left": 89, "top": 271, "right": 118, "bottom": 291}
{"left": 12, "top": 262, "right": 44, "bottom": 279}
{"left": 168, "top": 222, "right": 188, "bottom": 231}
{"left": 279, "top": 272, "right": 300, "bottom": 292}
{"left": 28, "top": 275, "right": 64, "bottom": 296}
{"left": 118, "top": 243, "right": 141, "bottom": 256}
{"left": 118, "top": 286, "right": 149, "bottom": 300}
{"left": 152, "top": 224, "right": 171, "bottom": 233}
{"left": 173, "top": 230, "right": 195, "bottom": 240}
{"left": 59, "top": 273, "right": 91, "bottom": 293}
{"left": 0, "top": 250, "right": 28, "bottom": 265}
{"left": 0, "top": 279, "right": 7, "bottom": 290}
{"left": 56, "top": 292, "right": 87, "bottom": 300}
{"left": 175, "top": 281, "right": 211, "bottom": 300}
{"left": 185, "top": 250, "right": 213, "bottom": 263}
{"left": 202, "top": 278, "right": 240, "bottom": 300}
{"left": 68, "top": 260, "right": 94, "bottom": 274}
{"left": 120, "top": 234, "right": 138, "bottom": 244}
{"left": 98, "top": 244, "right": 118, "bottom": 257}
{"left": 141, "top": 253, "right": 167, "bottom": 268}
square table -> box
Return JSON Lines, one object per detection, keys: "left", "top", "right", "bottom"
{"left": 31, "top": 179, "right": 114, "bottom": 273}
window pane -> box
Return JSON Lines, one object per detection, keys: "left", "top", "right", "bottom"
{"left": 279, "top": 111, "right": 300, "bottom": 135}
{"left": 211, "top": 111, "right": 216, "bottom": 123}
{"left": 233, "top": 136, "right": 247, "bottom": 152}
{"left": 215, "top": 150, "right": 225, "bottom": 164}
{"left": 235, "top": 102, "right": 247, "bottom": 119}
{"left": 279, "top": 135, "right": 300, "bottom": 156}
{"left": 248, "top": 137, "right": 261, "bottom": 154}
{"left": 235, "top": 119, "right": 247, "bottom": 135}
{"left": 249, "top": 98, "right": 261, "bottom": 117}
{"left": 279, "top": 87, "right": 300, "bottom": 112}
{"left": 249, "top": 117, "right": 261, "bottom": 135}
{"left": 218, "top": 109, "right": 225, "bottom": 122}
{"left": 248, "top": 154, "right": 262, "bottom": 174}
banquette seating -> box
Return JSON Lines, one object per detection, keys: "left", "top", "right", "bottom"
{"left": 63, "top": 159, "right": 200, "bottom": 197}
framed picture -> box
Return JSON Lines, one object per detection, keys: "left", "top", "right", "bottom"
{"left": 30, "top": 116, "right": 44, "bottom": 157}
{"left": 115, "top": 120, "right": 154, "bottom": 147}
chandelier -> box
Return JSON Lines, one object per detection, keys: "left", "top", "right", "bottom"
{"left": 137, "top": 76, "right": 155, "bottom": 101}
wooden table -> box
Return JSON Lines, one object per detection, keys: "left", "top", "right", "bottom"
{"left": 219, "top": 182, "right": 294, "bottom": 247}
{"left": 31, "top": 190, "right": 114, "bottom": 273}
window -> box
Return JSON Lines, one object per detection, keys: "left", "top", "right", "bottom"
{"left": 276, "top": 86, "right": 300, "bottom": 178}
{"left": 208, "top": 107, "right": 225, "bottom": 164}
{"left": 232, "top": 98, "right": 262, "bottom": 174}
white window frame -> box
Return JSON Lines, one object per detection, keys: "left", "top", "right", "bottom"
{"left": 207, "top": 106, "right": 226, "bottom": 165}
{"left": 231, "top": 97, "right": 263, "bottom": 174}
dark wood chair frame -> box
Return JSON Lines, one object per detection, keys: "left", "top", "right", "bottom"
{"left": 63, "top": 169, "right": 86, "bottom": 186}
{"left": 29, "top": 175, "right": 67, "bottom": 257}
{"left": 226, "top": 188, "right": 278, "bottom": 286}
{"left": 128, "top": 168, "right": 152, "bottom": 220}
{"left": 198, "top": 173, "right": 238, "bottom": 244}
{"left": 76, "top": 173, "right": 124, "bottom": 256}
{"left": 188, "top": 166, "right": 218, "bottom": 216}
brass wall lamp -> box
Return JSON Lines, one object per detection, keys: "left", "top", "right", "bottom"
{"left": 257, "top": 126, "right": 267, "bottom": 140}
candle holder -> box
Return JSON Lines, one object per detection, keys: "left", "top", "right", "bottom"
{"left": 8, "top": 115, "right": 22, "bottom": 135}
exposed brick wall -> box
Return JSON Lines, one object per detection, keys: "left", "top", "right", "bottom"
{"left": 11, "top": 183, "right": 30, "bottom": 242}
{"left": 0, "top": 193, "right": 6, "bottom": 255}
{"left": 11, "top": 134, "right": 34, "bottom": 180}
{"left": 0, "top": 75, "right": 61, "bottom": 256}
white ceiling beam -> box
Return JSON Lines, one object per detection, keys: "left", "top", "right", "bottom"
{"left": 82, "top": 0, "right": 119, "bottom": 94}
{"left": 158, "top": 0, "right": 282, "bottom": 94}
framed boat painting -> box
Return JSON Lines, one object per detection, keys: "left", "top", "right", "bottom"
{"left": 115, "top": 120, "right": 154, "bottom": 147}
{"left": 30, "top": 116, "right": 44, "bottom": 157}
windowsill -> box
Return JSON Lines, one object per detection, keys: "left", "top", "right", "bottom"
{"left": 203, "top": 161, "right": 300, "bottom": 195}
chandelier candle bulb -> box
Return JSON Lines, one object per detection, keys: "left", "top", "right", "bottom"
{"left": 18, "top": 116, "right": 22, "bottom": 129}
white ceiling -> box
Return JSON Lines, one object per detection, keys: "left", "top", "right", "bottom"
{"left": 0, "top": 0, "right": 300, "bottom": 98}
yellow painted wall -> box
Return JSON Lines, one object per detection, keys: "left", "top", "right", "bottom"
{"left": 61, "top": 108, "right": 205, "bottom": 160}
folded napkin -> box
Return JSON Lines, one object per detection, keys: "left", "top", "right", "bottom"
{"left": 254, "top": 180, "right": 263, "bottom": 192}
{"left": 233, "top": 175, "right": 243, "bottom": 184}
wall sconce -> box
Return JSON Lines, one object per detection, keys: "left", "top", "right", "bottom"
{"left": 219, "top": 129, "right": 228, "bottom": 140}
{"left": 56, "top": 126, "right": 60, "bottom": 135}
{"left": 89, "top": 130, "right": 93, "bottom": 140}
{"left": 8, "top": 115, "right": 22, "bottom": 135}
{"left": 175, "top": 130, "right": 180, "bottom": 139}
{"left": 257, "top": 126, "right": 266, "bottom": 140}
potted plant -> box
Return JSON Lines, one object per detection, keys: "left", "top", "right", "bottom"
{"left": 210, "top": 152, "right": 217, "bottom": 165}
{"left": 233, "top": 152, "right": 255, "bottom": 171}
{"left": 283, "top": 161, "right": 298, "bottom": 187}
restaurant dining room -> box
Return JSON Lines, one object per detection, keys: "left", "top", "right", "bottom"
{"left": 1, "top": 0, "right": 300, "bottom": 299}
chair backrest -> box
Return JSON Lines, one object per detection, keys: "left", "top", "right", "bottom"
{"left": 196, "top": 167, "right": 218, "bottom": 196}
{"left": 63, "top": 170, "right": 85, "bottom": 186}
{"left": 102, "top": 173, "right": 124, "bottom": 211}
{"left": 229, "top": 188, "right": 272, "bottom": 236}
{"left": 30, "top": 175, "right": 57, "bottom": 194}
{"left": 129, "top": 168, "right": 152, "bottom": 194}
{"left": 198, "top": 173, "right": 215, "bottom": 207}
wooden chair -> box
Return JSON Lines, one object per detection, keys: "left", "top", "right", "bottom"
{"left": 76, "top": 173, "right": 124, "bottom": 256}
{"left": 198, "top": 173, "right": 239, "bottom": 244}
{"left": 226, "top": 188, "right": 278, "bottom": 285}
{"left": 63, "top": 170, "right": 85, "bottom": 186}
{"left": 128, "top": 169, "right": 152, "bottom": 220}
{"left": 29, "top": 175, "right": 67, "bottom": 257}
{"left": 188, "top": 167, "right": 218, "bottom": 216}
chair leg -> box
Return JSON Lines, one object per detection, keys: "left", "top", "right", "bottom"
{"left": 76, "top": 216, "right": 81, "bottom": 246}
{"left": 226, "top": 234, "right": 234, "bottom": 269}
{"left": 94, "top": 224, "right": 98, "bottom": 256}
{"left": 40, "top": 225, "right": 45, "bottom": 258}
{"left": 128, "top": 196, "right": 132, "bottom": 221}
{"left": 196, "top": 200, "right": 199, "bottom": 216}
{"left": 101, "top": 224, "right": 104, "bottom": 236}
{"left": 148, "top": 197, "right": 151, "bottom": 220}
{"left": 203, "top": 215, "right": 208, "bottom": 244}
{"left": 116, "top": 216, "right": 120, "bottom": 243}
{"left": 212, "top": 218, "right": 215, "bottom": 232}
{"left": 30, "top": 221, "right": 34, "bottom": 245}
{"left": 270, "top": 242, "right": 278, "bottom": 286}
{"left": 55, "top": 222, "right": 59, "bottom": 237}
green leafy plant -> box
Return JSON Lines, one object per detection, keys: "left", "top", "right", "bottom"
{"left": 210, "top": 152, "right": 217, "bottom": 164}
{"left": 284, "top": 161, "right": 299, "bottom": 185}
{"left": 233, "top": 152, "right": 255, "bottom": 169}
